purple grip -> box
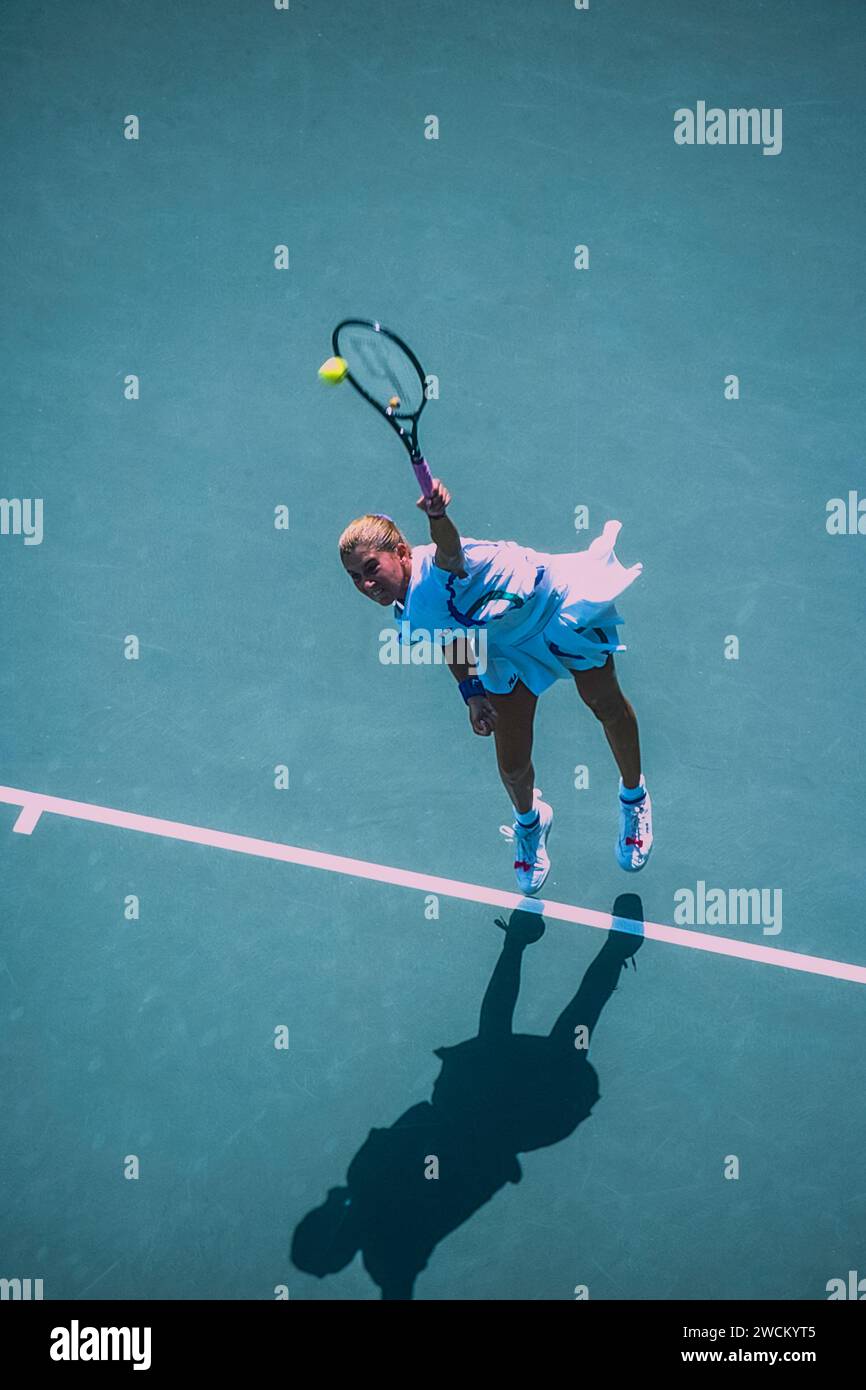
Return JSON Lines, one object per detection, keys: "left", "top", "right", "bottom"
{"left": 412, "top": 456, "right": 434, "bottom": 497}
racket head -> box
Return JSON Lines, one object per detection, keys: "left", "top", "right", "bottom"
{"left": 332, "top": 319, "right": 428, "bottom": 443}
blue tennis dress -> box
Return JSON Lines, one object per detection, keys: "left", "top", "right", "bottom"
{"left": 392, "top": 521, "right": 643, "bottom": 696}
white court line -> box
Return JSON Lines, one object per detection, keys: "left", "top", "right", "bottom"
{"left": 1, "top": 783, "right": 865, "bottom": 987}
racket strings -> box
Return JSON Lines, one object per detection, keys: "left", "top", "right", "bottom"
{"left": 341, "top": 329, "right": 425, "bottom": 417}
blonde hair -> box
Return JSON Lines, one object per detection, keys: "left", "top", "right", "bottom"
{"left": 338, "top": 513, "right": 409, "bottom": 560}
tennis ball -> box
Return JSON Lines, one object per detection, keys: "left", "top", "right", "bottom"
{"left": 318, "top": 355, "right": 348, "bottom": 385}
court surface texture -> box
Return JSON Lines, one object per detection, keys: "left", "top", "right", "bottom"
{"left": 1, "top": 0, "right": 864, "bottom": 1299}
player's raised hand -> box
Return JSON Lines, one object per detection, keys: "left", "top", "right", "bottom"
{"left": 417, "top": 478, "right": 450, "bottom": 519}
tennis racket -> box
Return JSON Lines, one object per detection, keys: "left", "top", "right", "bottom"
{"left": 331, "top": 319, "right": 434, "bottom": 498}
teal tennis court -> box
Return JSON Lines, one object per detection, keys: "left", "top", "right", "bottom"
{"left": 1, "top": 0, "right": 864, "bottom": 1300}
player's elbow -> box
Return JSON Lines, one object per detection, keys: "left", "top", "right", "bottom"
{"left": 433, "top": 548, "right": 466, "bottom": 575}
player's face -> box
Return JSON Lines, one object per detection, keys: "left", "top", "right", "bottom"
{"left": 343, "top": 544, "right": 410, "bottom": 605}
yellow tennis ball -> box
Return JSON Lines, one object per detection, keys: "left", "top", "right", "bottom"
{"left": 318, "top": 355, "right": 348, "bottom": 384}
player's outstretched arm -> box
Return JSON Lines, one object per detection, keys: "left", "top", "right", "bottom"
{"left": 417, "top": 478, "right": 465, "bottom": 576}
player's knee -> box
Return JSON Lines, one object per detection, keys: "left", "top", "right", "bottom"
{"left": 498, "top": 756, "right": 532, "bottom": 784}
{"left": 581, "top": 689, "right": 627, "bottom": 725}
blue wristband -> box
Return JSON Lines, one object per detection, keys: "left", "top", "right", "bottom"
{"left": 458, "top": 677, "right": 486, "bottom": 704}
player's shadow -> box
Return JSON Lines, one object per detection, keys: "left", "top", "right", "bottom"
{"left": 291, "top": 893, "right": 645, "bottom": 1300}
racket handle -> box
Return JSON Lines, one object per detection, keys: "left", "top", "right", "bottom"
{"left": 412, "top": 456, "right": 434, "bottom": 497}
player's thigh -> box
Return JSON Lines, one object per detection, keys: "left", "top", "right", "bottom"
{"left": 571, "top": 654, "right": 625, "bottom": 716}
{"left": 487, "top": 680, "right": 538, "bottom": 772}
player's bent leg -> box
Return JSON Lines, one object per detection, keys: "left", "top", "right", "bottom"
{"left": 571, "top": 657, "right": 654, "bottom": 872}
{"left": 488, "top": 681, "right": 554, "bottom": 895}
{"left": 571, "top": 656, "right": 641, "bottom": 786}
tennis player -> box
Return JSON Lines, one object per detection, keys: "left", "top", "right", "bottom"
{"left": 339, "top": 479, "right": 652, "bottom": 894}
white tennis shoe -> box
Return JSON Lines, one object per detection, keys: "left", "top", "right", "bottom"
{"left": 616, "top": 777, "right": 653, "bottom": 871}
{"left": 500, "top": 789, "right": 554, "bottom": 896}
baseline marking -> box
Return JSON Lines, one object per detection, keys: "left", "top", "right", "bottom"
{"left": 1, "top": 784, "right": 864, "bottom": 986}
